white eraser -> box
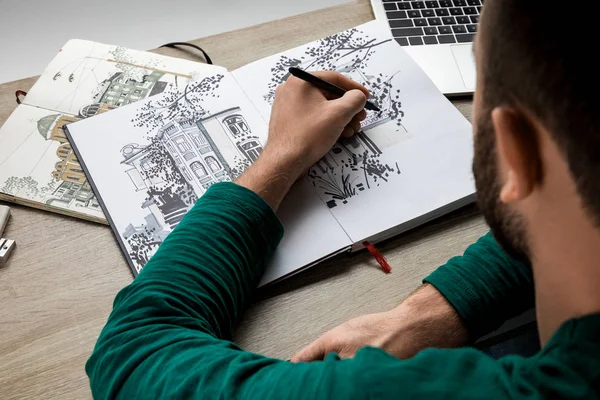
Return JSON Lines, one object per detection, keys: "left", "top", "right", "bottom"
{"left": 0, "top": 205, "right": 10, "bottom": 238}
{"left": 0, "top": 238, "right": 15, "bottom": 265}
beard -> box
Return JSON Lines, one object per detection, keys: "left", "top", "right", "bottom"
{"left": 472, "top": 112, "right": 531, "bottom": 265}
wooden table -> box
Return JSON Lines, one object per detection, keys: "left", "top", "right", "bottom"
{"left": 0, "top": 1, "right": 486, "bottom": 398}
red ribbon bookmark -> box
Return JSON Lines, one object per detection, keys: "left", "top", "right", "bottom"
{"left": 362, "top": 241, "right": 392, "bottom": 274}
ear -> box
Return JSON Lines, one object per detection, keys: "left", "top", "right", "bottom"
{"left": 491, "top": 107, "right": 541, "bottom": 204}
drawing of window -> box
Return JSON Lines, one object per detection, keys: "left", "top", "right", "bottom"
{"left": 191, "top": 161, "right": 207, "bottom": 178}
{"left": 121, "top": 93, "right": 127, "bottom": 97}
{"left": 238, "top": 141, "right": 262, "bottom": 162}
{"left": 140, "top": 158, "right": 154, "bottom": 171}
{"left": 174, "top": 137, "right": 191, "bottom": 153}
{"left": 126, "top": 169, "right": 147, "bottom": 191}
{"left": 191, "top": 132, "right": 206, "bottom": 148}
{"left": 224, "top": 115, "right": 249, "bottom": 136}
{"left": 205, "top": 156, "right": 221, "bottom": 173}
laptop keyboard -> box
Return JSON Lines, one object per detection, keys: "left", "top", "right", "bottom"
{"left": 383, "top": 0, "right": 481, "bottom": 46}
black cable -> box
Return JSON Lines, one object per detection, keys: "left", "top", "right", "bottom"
{"left": 159, "top": 42, "right": 213, "bottom": 65}
{"left": 15, "top": 90, "right": 27, "bottom": 105}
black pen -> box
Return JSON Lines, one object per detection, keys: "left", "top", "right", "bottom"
{"left": 288, "top": 67, "right": 381, "bottom": 112}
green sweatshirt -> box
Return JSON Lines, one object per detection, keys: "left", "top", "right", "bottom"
{"left": 87, "top": 183, "right": 600, "bottom": 399}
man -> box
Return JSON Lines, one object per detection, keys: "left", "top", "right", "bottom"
{"left": 87, "top": 0, "right": 600, "bottom": 398}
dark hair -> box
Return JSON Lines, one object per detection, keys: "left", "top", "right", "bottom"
{"left": 481, "top": 0, "right": 600, "bottom": 224}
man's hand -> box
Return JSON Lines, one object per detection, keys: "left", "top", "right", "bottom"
{"left": 237, "top": 71, "right": 369, "bottom": 211}
{"left": 266, "top": 71, "right": 369, "bottom": 172}
{"left": 291, "top": 284, "right": 469, "bottom": 362}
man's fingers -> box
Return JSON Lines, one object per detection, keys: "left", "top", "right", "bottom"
{"left": 329, "top": 89, "right": 368, "bottom": 121}
{"left": 340, "top": 116, "right": 362, "bottom": 139}
{"left": 357, "top": 109, "right": 367, "bottom": 122}
{"left": 350, "top": 114, "right": 363, "bottom": 133}
{"left": 311, "top": 71, "right": 371, "bottom": 98}
{"left": 340, "top": 126, "right": 355, "bottom": 139}
{"left": 274, "top": 81, "right": 286, "bottom": 97}
{"left": 291, "top": 338, "right": 329, "bottom": 363}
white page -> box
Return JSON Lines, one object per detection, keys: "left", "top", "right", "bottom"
{"left": 233, "top": 20, "right": 474, "bottom": 244}
{"left": 260, "top": 178, "right": 351, "bottom": 286}
{"left": 68, "top": 71, "right": 351, "bottom": 284}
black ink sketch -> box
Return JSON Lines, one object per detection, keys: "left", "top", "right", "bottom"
{"left": 265, "top": 28, "right": 404, "bottom": 130}
{"left": 123, "top": 213, "right": 170, "bottom": 270}
{"left": 265, "top": 28, "right": 405, "bottom": 207}
{"left": 309, "top": 132, "right": 401, "bottom": 208}
{"left": 1, "top": 176, "right": 57, "bottom": 198}
{"left": 131, "top": 74, "right": 225, "bottom": 132}
{"left": 122, "top": 105, "right": 262, "bottom": 272}
{"left": 0, "top": 46, "right": 198, "bottom": 220}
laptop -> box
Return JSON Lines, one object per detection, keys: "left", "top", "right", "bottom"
{"left": 371, "top": 0, "right": 480, "bottom": 95}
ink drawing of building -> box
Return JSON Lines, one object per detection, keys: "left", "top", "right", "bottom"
{"left": 37, "top": 113, "right": 88, "bottom": 184}
{"left": 45, "top": 181, "right": 101, "bottom": 211}
{"left": 93, "top": 70, "right": 167, "bottom": 107}
{"left": 315, "top": 131, "right": 382, "bottom": 174}
{"left": 121, "top": 107, "right": 262, "bottom": 230}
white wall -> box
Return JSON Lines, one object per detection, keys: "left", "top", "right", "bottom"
{"left": 0, "top": 0, "right": 350, "bottom": 83}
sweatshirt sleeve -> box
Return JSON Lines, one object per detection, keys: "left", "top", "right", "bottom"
{"left": 424, "top": 232, "right": 535, "bottom": 339}
{"left": 86, "top": 182, "right": 578, "bottom": 400}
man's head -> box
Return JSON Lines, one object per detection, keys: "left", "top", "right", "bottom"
{"left": 472, "top": 0, "right": 600, "bottom": 264}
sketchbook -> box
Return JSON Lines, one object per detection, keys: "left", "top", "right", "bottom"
{"left": 66, "top": 21, "right": 476, "bottom": 286}
{"left": 0, "top": 40, "right": 218, "bottom": 223}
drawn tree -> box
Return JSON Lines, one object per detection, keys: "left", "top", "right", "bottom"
{"left": 264, "top": 29, "right": 404, "bottom": 127}
{"left": 123, "top": 140, "right": 198, "bottom": 268}
{"left": 1, "top": 176, "right": 58, "bottom": 198}
{"left": 127, "top": 228, "right": 163, "bottom": 269}
{"left": 362, "top": 72, "right": 404, "bottom": 128}
{"left": 230, "top": 156, "right": 252, "bottom": 180}
{"left": 140, "top": 139, "right": 198, "bottom": 211}
{"left": 132, "top": 74, "right": 225, "bottom": 131}
{"left": 110, "top": 47, "right": 164, "bottom": 82}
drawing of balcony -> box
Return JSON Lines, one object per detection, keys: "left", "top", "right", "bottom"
{"left": 315, "top": 132, "right": 382, "bottom": 173}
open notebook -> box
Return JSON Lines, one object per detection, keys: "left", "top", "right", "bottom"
{"left": 67, "top": 21, "right": 475, "bottom": 286}
{"left": 0, "top": 40, "right": 215, "bottom": 223}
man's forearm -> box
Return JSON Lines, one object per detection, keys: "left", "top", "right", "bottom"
{"left": 385, "top": 284, "right": 469, "bottom": 358}
{"left": 236, "top": 148, "right": 303, "bottom": 212}
{"left": 387, "top": 233, "right": 534, "bottom": 356}
{"left": 292, "top": 283, "right": 469, "bottom": 362}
